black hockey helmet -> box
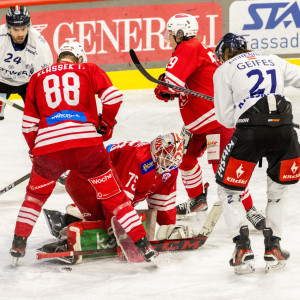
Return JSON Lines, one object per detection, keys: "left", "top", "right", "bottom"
{"left": 215, "top": 33, "right": 247, "bottom": 61}
{"left": 6, "top": 5, "right": 31, "bottom": 27}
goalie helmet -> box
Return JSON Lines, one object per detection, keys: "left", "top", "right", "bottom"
{"left": 58, "top": 41, "right": 87, "bottom": 63}
{"left": 150, "top": 133, "right": 184, "bottom": 174}
{"left": 167, "top": 13, "right": 198, "bottom": 39}
{"left": 215, "top": 33, "right": 247, "bottom": 61}
{"left": 6, "top": 5, "right": 31, "bottom": 28}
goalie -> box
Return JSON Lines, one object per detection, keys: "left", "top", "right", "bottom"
{"left": 41, "top": 133, "right": 196, "bottom": 261}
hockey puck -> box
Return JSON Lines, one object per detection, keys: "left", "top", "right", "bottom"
{"left": 59, "top": 267, "right": 72, "bottom": 272}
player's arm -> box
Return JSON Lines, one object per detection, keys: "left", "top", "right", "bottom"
{"left": 90, "top": 65, "right": 123, "bottom": 140}
{"left": 213, "top": 67, "right": 236, "bottom": 128}
{"left": 33, "top": 32, "right": 53, "bottom": 72}
{"left": 279, "top": 57, "right": 300, "bottom": 88}
{"left": 22, "top": 75, "right": 40, "bottom": 151}
{"left": 147, "top": 172, "right": 178, "bottom": 225}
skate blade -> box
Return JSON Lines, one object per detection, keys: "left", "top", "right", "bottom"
{"left": 265, "top": 260, "right": 286, "bottom": 272}
{"left": 149, "top": 256, "right": 159, "bottom": 268}
{"left": 11, "top": 257, "right": 19, "bottom": 268}
{"left": 234, "top": 261, "right": 255, "bottom": 275}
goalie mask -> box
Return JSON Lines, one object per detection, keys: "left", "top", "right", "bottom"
{"left": 150, "top": 133, "right": 184, "bottom": 174}
{"left": 166, "top": 13, "right": 198, "bottom": 42}
{"left": 6, "top": 5, "right": 31, "bottom": 28}
{"left": 215, "top": 33, "right": 247, "bottom": 61}
{"left": 58, "top": 42, "right": 87, "bottom": 63}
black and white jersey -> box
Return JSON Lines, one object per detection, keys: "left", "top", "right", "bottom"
{"left": 0, "top": 25, "right": 53, "bottom": 87}
{"left": 213, "top": 52, "right": 300, "bottom": 128}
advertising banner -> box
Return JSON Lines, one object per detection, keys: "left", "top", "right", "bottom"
{"left": 2, "top": 3, "right": 222, "bottom": 65}
{"left": 230, "top": 0, "right": 300, "bottom": 55}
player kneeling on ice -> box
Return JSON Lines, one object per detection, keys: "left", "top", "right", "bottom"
{"left": 9, "top": 41, "right": 156, "bottom": 266}
{"left": 213, "top": 33, "right": 300, "bottom": 274}
{"left": 42, "top": 133, "right": 196, "bottom": 255}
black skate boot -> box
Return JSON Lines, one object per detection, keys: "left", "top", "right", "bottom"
{"left": 36, "top": 239, "right": 76, "bottom": 264}
{"left": 246, "top": 206, "right": 266, "bottom": 231}
{"left": 263, "top": 228, "right": 290, "bottom": 272}
{"left": 43, "top": 209, "right": 80, "bottom": 239}
{"left": 176, "top": 183, "right": 209, "bottom": 216}
{"left": 229, "top": 226, "right": 255, "bottom": 275}
{"left": 10, "top": 234, "right": 28, "bottom": 267}
{"left": 135, "top": 237, "right": 158, "bottom": 266}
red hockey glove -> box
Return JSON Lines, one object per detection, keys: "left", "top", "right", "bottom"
{"left": 97, "top": 114, "right": 117, "bottom": 142}
{"left": 154, "top": 73, "right": 177, "bottom": 102}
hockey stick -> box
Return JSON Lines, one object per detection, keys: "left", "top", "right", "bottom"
{"left": 129, "top": 49, "right": 214, "bottom": 101}
{"left": 36, "top": 201, "right": 222, "bottom": 260}
{"left": 0, "top": 172, "right": 31, "bottom": 196}
{"left": 0, "top": 96, "right": 24, "bottom": 112}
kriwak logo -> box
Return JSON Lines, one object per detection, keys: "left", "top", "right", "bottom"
{"left": 243, "top": 2, "right": 300, "bottom": 30}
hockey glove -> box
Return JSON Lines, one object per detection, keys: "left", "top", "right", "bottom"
{"left": 97, "top": 114, "right": 117, "bottom": 142}
{"left": 154, "top": 73, "right": 177, "bottom": 102}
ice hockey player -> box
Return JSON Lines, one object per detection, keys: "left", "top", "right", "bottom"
{"left": 9, "top": 42, "right": 156, "bottom": 266}
{"left": 0, "top": 5, "right": 53, "bottom": 120}
{"left": 153, "top": 13, "right": 265, "bottom": 230}
{"left": 43, "top": 133, "right": 195, "bottom": 244}
{"left": 213, "top": 33, "right": 300, "bottom": 274}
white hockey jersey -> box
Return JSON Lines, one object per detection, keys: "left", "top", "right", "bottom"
{"left": 213, "top": 52, "right": 300, "bottom": 128}
{"left": 0, "top": 25, "right": 53, "bottom": 86}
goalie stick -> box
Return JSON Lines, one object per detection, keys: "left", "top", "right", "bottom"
{"left": 0, "top": 172, "right": 31, "bottom": 196}
{"left": 129, "top": 49, "right": 213, "bottom": 101}
{"left": 37, "top": 201, "right": 222, "bottom": 261}
{"left": 0, "top": 96, "right": 24, "bottom": 112}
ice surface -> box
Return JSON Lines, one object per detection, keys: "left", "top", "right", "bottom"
{"left": 1, "top": 88, "right": 300, "bottom": 299}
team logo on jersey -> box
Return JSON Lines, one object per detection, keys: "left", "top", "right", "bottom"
{"left": 280, "top": 157, "right": 300, "bottom": 181}
{"left": 47, "top": 110, "right": 87, "bottom": 125}
{"left": 162, "top": 172, "right": 172, "bottom": 183}
{"left": 141, "top": 158, "right": 155, "bottom": 174}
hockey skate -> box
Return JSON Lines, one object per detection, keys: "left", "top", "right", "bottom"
{"left": 246, "top": 206, "right": 266, "bottom": 231}
{"left": 230, "top": 226, "right": 255, "bottom": 275}
{"left": 10, "top": 234, "right": 28, "bottom": 267}
{"left": 44, "top": 208, "right": 81, "bottom": 239}
{"left": 176, "top": 183, "right": 209, "bottom": 218}
{"left": 135, "top": 237, "right": 158, "bottom": 266}
{"left": 36, "top": 239, "right": 76, "bottom": 264}
{"left": 263, "top": 228, "right": 290, "bottom": 272}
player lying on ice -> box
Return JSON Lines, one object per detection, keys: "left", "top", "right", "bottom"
{"left": 213, "top": 33, "right": 300, "bottom": 274}
{"left": 153, "top": 13, "right": 266, "bottom": 231}
{"left": 40, "top": 133, "right": 200, "bottom": 263}
{"left": 9, "top": 41, "right": 158, "bottom": 266}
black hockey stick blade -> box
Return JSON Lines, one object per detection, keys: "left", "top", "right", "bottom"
{"left": 0, "top": 96, "right": 24, "bottom": 112}
{"left": 0, "top": 172, "right": 31, "bottom": 196}
{"left": 129, "top": 49, "right": 214, "bottom": 101}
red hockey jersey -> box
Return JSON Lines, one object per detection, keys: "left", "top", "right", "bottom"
{"left": 159, "top": 38, "right": 221, "bottom": 134}
{"left": 22, "top": 61, "right": 123, "bottom": 156}
{"left": 107, "top": 141, "right": 178, "bottom": 225}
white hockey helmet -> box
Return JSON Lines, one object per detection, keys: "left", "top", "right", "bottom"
{"left": 150, "top": 133, "right": 184, "bottom": 174}
{"left": 58, "top": 41, "right": 87, "bottom": 63}
{"left": 167, "top": 13, "right": 199, "bottom": 39}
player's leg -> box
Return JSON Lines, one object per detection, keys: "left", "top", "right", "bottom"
{"left": 0, "top": 93, "right": 6, "bottom": 120}
{"left": 77, "top": 145, "right": 157, "bottom": 261}
{"left": 211, "top": 126, "right": 266, "bottom": 230}
{"left": 177, "top": 133, "right": 208, "bottom": 214}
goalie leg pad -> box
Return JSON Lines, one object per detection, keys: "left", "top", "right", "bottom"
{"left": 156, "top": 225, "right": 195, "bottom": 240}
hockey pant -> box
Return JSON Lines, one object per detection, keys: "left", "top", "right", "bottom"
{"left": 14, "top": 146, "right": 146, "bottom": 243}
{"left": 180, "top": 126, "right": 253, "bottom": 210}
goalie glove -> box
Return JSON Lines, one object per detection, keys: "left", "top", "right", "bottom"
{"left": 97, "top": 114, "right": 117, "bottom": 142}
{"left": 154, "top": 73, "right": 178, "bottom": 102}
{"left": 156, "top": 224, "right": 195, "bottom": 240}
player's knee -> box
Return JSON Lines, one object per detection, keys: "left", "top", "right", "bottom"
{"left": 267, "top": 176, "right": 289, "bottom": 200}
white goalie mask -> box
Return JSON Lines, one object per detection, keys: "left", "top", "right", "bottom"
{"left": 150, "top": 133, "right": 184, "bottom": 174}
{"left": 58, "top": 41, "right": 87, "bottom": 63}
{"left": 166, "top": 13, "right": 199, "bottom": 40}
